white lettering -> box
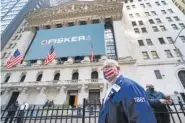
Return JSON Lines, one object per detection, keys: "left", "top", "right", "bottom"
{"left": 78, "top": 36, "right": 85, "bottom": 41}
{"left": 71, "top": 36, "right": 78, "bottom": 42}
{"left": 134, "top": 97, "right": 146, "bottom": 102}
{"left": 48, "top": 39, "right": 56, "bottom": 44}
{"left": 57, "top": 38, "right": 64, "bottom": 43}
{"left": 64, "top": 37, "right": 71, "bottom": 42}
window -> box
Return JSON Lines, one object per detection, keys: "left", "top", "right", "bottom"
{"left": 156, "top": 18, "right": 162, "bottom": 23}
{"left": 132, "top": 5, "right": 136, "bottom": 8}
{"left": 72, "top": 72, "right": 79, "bottom": 80}
{"left": 36, "top": 73, "right": 43, "bottom": 81}
{"left": 158, "top": 38, "right": 166, "bottom": 44}
{"left": 179, "top": 23, "right": 185, "bottom": 28}
{"left": 126, "top": 6, "right": 130, "bottom": 10}
{"left": 161, "top": 10, "right": 167, "bottom": 14}
{"left": 135, "top": 13, "right": 140, "bottom": 17}
{"left": 151, "top": 51, "right": 159, "bottom": 59}
{"left": 146, "top": 39, "right": 153, "bottom": 45}
{"left": 1, "top": 52, "right": 7, "bottom": 59}
{"left": 166, "top": 37, "right": 173, "bottom": 44}
{"left": 142, "top": 51, "right": 150, "bottom": 60}
{"left": 138, "top": 40, "right": 144, "bottom": 46}
{"left": 17, "top": 35, "right": 22, "bottom": 40}
{"left": 160, "top": 25, "right": 167, "bottom": 31}
{"left": 91, "top": 71, "right": 98, "bottom": 79}
{"left": 168, "top": 9, "right": 174, "bottom": 13}
{"left": 139, "top": 20, "right": 144, "bottom": 25}
{"left": 140, "top": 4, "right": 145, "bottom": 8}
{"left": 154, "top": 70, "right": 162, "bottom": 79}
{"left": 12, "top": 35, "right": 18, "bottom": 40}
{"left": 4, "top": 74, "right": 11, "bottom": 83}
{"left": 20, "top": 73, "right": 26, "bottom": 82}
{"left": 179, "top": 36, "right": 185, "bottom": 43}
{"left": 146, "top": 3, "right": 151, "bottom": 7}
{"left": 149, "top": 19, "right": 155, "bottom": 24}
{"left": 174, "top": 49, "right": 181, "bottom": 57}
{"left": 165, "top": 50, "right": 173, "bottom": 58}
{"left": 7, "top": 43, "right": 13, "bottom": 49}
{"left": 151, "top": 11, "right": 157, "bottom": 15}
{"left": 129, "top": 14, "right": 134, "bottom": 18}
{"left": 166, "top": 17, "right": 173, "bottom": 22}
{"left": 134, "top": 28, "right": 140, "bottom": 33}
{"left": 131, "top": 21, "right": 137, "bottom": 26}
{"left": 145, "top": 12, "right": 150, "bottom": 16}
{"left": 173, "top": 16, "right": 180, "bottom": 21}
{"left": 152, "top": 26, "right": 159, "bottom": 32}
{"left": 141, "top": 27, "right": 147, "bottom": 33}
{"left": 54, "top": 73, "right": 60, "bottom": 80}
{"left": 161, "top": 1, "right": 167, "bottom": 5}
{"left": 171, "top": 24, "right": 179, "bottom": 30}
{"left": 155, "top": 2, "right": 160, "bottom": 6}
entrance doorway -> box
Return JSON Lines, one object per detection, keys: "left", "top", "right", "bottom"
{"left": 6, "top": 92, "right": 19, "bottom": 109}
{"left": 89, "top": 89, "right": 100, "bottom": 105}
{"left": 67, "top": 90, "right": 78, "bottom": 107}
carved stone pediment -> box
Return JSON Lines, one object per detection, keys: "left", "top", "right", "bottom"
{"left": 26, "top": 1, "right": 123, "bottom": 27}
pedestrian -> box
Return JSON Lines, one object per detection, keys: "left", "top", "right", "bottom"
{"left": 98, "top": 59, "right": 157, "bottom": 123}
{"left": 43, "top": 99, "right": 49, "bottom": 108}
{"left": 4, "top": 101, "right": 19, "bottom": 123}
{"left": 146, "top": 85, "right": 172, "bottom": 123}
{"left": 17, "top": 102, "right": 29, "bottom": 123}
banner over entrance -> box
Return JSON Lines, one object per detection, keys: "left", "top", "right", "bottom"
{"left": 25, "top": 24, "right": 105, "bottom": 60}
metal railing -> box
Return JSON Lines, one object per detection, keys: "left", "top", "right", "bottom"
{"left": 1, "top": 99, "right": 185, "bottom": 123}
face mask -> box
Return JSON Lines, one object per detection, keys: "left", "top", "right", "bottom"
{"left": 149, "top": 88, "right": 154, "bottom": 92}
{"left": 103, "top": 67, "right": 119, "bottom": 82}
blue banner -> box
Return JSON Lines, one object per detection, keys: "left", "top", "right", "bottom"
{"left": 25, "top": 24, "right": 105, "bottom": 60}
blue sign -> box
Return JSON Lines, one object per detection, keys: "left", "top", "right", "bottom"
{"left": 25, "top": 24, "right": 105, "bottom": 60}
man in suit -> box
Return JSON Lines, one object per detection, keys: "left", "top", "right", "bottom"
{"left": 98, "top": 59, "right": 157, "bottom": 123}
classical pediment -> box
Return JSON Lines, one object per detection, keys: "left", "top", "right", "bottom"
{"left": 26, "top": 1, "right": 123, "bottom": 27}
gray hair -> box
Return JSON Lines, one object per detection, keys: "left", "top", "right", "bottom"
{"left": 103, "top": 59, "right": 119, "bottom": 67}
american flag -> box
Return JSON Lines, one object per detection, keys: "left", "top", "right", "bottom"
{"left": 44, "top": 45, "right": 56, "bottom": 65}
{"left": 90, "top": 42, "right": 94, "bottom": 62}
{"left": 7, "top": 49, "right": 23, "bottom": 69}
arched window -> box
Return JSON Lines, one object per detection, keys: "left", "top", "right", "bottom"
{"left": 36, "top": 73, "right": 43, "bottom": 81}
{"left": 20, "top": 75, "right": 26, "bottom": 82}
{"left": 91, "top": 71, "right": 98, "bottom": 79}
{"left": 4, "top": 74, "right": 10, "bottom": 83}
{"left": 54, "top": 73, "right": 60, "bottom": 80}
{"left": 72, "top": 72, "right": 78, "bottom": 80}
{"left": 178, "top": 70, "right": 185, "bottom": 89}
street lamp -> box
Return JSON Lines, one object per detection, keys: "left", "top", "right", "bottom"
{"left": 172, "top": 27, "right": 185, "bottom": 65}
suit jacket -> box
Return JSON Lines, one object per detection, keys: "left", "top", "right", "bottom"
{"left": 98, "top": 75, "right": 157, "bottom": 123}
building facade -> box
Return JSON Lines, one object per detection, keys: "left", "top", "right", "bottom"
{"left": 172, "top": 0, "right": 185, "bottom": 14}
{"left": 1, "top": 0, "right": 50, "bottom": 50}
{"left": 1, "top": 0, "right": 185, "bottom": 107}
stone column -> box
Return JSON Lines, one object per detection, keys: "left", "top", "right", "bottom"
{"left": 17, "top": 88, "right": 28, "bottom": 104}
{"left": 1, "top": 90, "right": 12, "bottom": 106}
{"left": 78, "top": 86, "right": 88, "bottom": 105}
{"left": 35, "top": 87, "right": 47, "bottom": 105}
{"left": 55, "top": 86, "right": 67, "bottom": 105}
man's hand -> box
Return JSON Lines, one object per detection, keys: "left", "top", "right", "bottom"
{"left": 160, "top": 99, "right": 172, "bottom": 104}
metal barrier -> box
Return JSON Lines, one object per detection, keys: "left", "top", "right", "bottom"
{"left": 1, "top": 99, "right": 185, "bottom": 123}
